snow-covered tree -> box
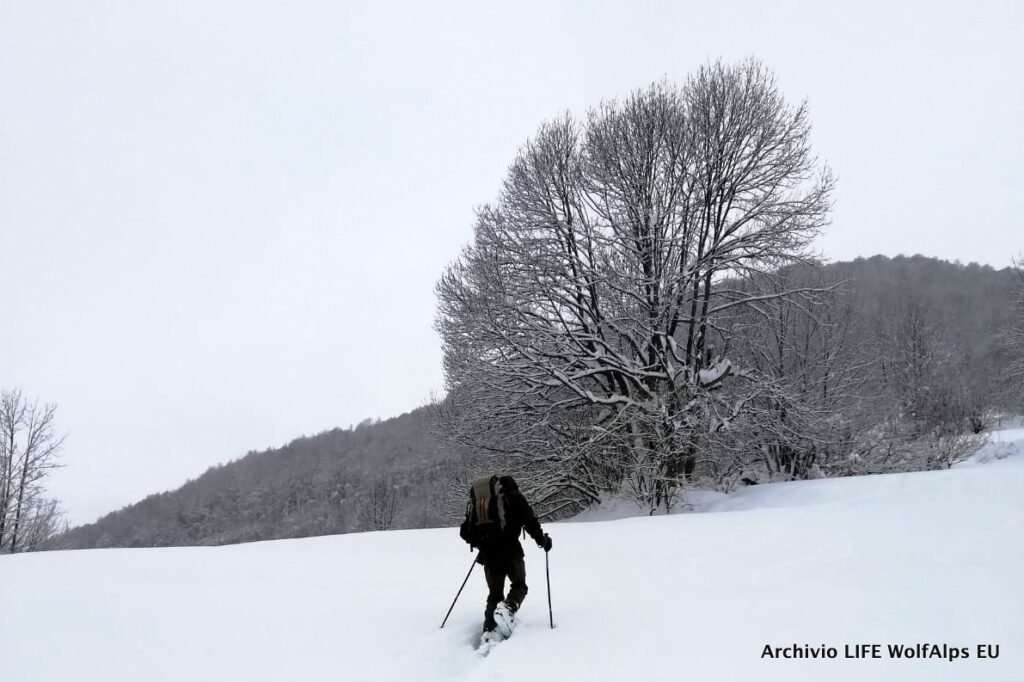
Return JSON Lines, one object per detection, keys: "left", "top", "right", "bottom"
{"left": 709, "top": 264, "right": 872, "bottom": 483}
{"left": 0, "top": 389, "right": 66, "bottom": 552}
{"left": 436, "top": 60, "right": 834, "bottom": 513}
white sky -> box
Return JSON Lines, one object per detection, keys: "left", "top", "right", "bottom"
{"left": 2, "top": 0, "right": 1021, "bottom": 525}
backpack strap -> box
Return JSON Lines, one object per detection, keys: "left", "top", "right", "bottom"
{"left": 494, "top": 477, "right": 507, "bottom": 530}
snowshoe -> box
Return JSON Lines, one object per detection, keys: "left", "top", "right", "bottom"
{"left": 493, "top": 601, "right": 516, "bottom": 639}
{"left": 478, "top": 627, "right": 504, "bottom": 656}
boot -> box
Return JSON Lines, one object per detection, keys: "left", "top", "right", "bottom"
{"left": 494, "top": 601, "right": 516, "bottom": 638}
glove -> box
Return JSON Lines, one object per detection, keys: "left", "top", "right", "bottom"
{"left": 539, "top": 534, "right": 552, "bottom": 552}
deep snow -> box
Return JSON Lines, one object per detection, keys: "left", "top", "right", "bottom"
{"left": 3, "top": 426, "right": 1022, "bottom": 681}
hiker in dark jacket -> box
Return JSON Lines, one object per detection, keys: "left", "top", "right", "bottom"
{"left": 459, "top": 475, "right": 552, "bottom": 636}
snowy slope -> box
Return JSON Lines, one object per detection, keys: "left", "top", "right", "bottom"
{"left": 3, "top": 428, "right": 1023, "bottom": 682}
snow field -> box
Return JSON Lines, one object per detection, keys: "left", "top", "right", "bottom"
{"left": 2, "top": 427, "right": 1022, "bottom": 681}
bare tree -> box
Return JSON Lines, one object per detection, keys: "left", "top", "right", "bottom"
{"left": 886, "top": 295, "right": 946, "bottom": 423}
{"left": 1006, "top": 257, "right": 1024, "bottom": 385}
{"left": 709, "top": 264, "right": 873, "bottom": 484}
{"left": 15, "top": 499, "right": 66, "bottom": 550}
{"left": 0, "top": 389, "right": 66, "bottom": 552}
{"left": 360, "top": 475, "right": 399, "bottom": 531}
{"left": 436, "top": 60, "right": 834, "bottom": 513}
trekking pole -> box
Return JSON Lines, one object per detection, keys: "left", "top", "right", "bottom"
{"left": 440, "top": 554, "right": 478, "bottom": 628}
{"left": 545, "top": 535, "right": 554, "bottom": 629}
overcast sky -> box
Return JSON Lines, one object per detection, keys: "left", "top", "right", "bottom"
{"left": 2, "top": 0, "right": 1021, "bottom": 525}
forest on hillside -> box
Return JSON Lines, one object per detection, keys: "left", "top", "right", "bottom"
{"left": 49, "top": 255, "right": 1023, "bottom": 550}
{"left": 51, "top": 407, "right": 466, "bottom": 548}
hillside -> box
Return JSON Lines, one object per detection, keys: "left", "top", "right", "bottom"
{"left": 5, "top": 424, "right": 1022, "bottom": 681}
{"left": 826, "top": 254, "right": 1018, "bottom": 387}
{"left": 49, "top": 255, "right": 1022, "bottom": 550}
{"left": 52, "top": 406, "right": 466, "bottom": 548}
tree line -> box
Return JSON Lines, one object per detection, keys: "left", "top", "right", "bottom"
{"left": 46, "top": 255, "right": 1021, "bottom": 551}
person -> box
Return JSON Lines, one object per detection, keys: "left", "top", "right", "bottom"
{"left": 459, "top": 474, "right": 552, "bottom": 638}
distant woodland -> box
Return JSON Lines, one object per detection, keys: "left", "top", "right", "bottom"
{"left": 50, "top": 255, "right": 1023, "bottom": 550}
{"left": 52, "top": 407, "right": 467, "bottom": 548}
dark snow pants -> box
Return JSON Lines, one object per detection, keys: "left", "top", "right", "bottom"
{"left": 483, "top": 554, "right": 527, "bottom": 631}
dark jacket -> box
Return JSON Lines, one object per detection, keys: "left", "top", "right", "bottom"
{"left": 459, "top": 476, "right": 544, "bottom": 564}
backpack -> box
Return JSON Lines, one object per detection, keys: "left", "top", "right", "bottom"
{"left": 464, "top": 475, "right": 509, "bottom": 545}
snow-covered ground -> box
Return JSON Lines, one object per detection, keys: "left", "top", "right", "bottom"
{"left": 3, "top": 427, "right": 1023, "bottom": 681}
